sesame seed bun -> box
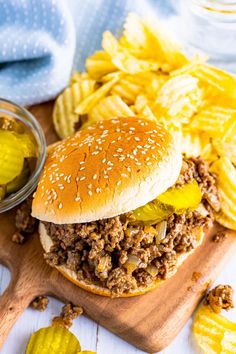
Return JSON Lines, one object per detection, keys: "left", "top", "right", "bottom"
{"left": 32, "top": 117, "right": 182, "bottom": 224}
{"left": 39, "top": 222, "right": 204, "bottom": 297}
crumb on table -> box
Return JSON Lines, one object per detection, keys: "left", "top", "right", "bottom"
{"left": 31, "top": 296, "right": 49, "bottom": 312}
{"left": 12, "top": 231, "right": 25, "bottom": 244}
{"left": 52, "top": 302, "right": 83, "bottom": 329}
{"left": 205, "top": 284, "right": 234, "bottom": 313}
{"left": 213, "top": 231, "right": 227, "bottom": 243}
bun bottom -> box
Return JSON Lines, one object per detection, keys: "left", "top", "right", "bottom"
{"left": 39, "top": 222, "right": 204, "bottom": 298}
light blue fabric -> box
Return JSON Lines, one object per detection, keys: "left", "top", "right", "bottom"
{"left": 0, "top": 0, "right": 174, "bottom": 106}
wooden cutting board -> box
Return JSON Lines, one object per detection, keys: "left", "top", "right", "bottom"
{"left": 0, "top": 101, "right": 236, "bottom": 353}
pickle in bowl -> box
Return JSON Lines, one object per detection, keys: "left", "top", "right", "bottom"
{"left": 0, "top": 99, "right": 46, "bottom": 212}
{"left": 0, "top": 117, "right": 38, "bottom": 201}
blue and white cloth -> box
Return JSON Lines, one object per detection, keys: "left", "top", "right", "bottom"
{"left": 0, "top": 0, "right": 175, "bottom": 106}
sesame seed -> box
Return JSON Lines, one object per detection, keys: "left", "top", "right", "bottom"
{"left": 88, "top": 184, "right": 92, "bottom": 189}
{"left": 58, "top": 202, "right": 63, "bottom": 209}
{"left": 80, "top": 167, "right": 85, "bottom": 171}
{"left": 75, "top": 196, "right": 81, "bottom": 202}
{"left": 117, "top": 180, "right": 121, "bottom": 186}
{"left": 134, "top": 137, "right": 141, "bottom": 141}
{"left": 93, "top": 174, "right": 97, "bottom": 180}
{"left": 88, "top": 190, "right": 92, "bottom": 196}
{"left": 80, "top": 176, "right": 86, "bottom": 181}
{"left": 96, "top": 187, "right": 101, "bottom": 193}
{"left": 102, "top": 158, "right": 106, "bottom": 163}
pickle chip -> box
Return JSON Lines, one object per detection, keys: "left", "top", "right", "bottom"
{"left": 157, "top": 180, "right": 202, "bottom": 213}
{"left": 0, "top": 186, "right": 5, "bottom": 201}
{"left": 25, "top": 326, "right": 81, "bottom": 354}
{"left": 17, "top": 132, "right": 38, "bottom": 158}
{"left": 0, "top": 130, "right": 24, "bottom": 184}
{"left": 132, "top": 200, "right": 172, "bottom": 224}
{"left": 132, "top": 180, "right": 202, "bottom": 224}
{"left": 6, "top": 160, "right": 30, "bottom": 194}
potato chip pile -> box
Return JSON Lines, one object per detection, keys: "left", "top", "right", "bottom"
{"left": 193, "top": 305, "right": 236, "bottom": 353}
{"left": 53, "top": 13, "right": 236, "bottom": 230}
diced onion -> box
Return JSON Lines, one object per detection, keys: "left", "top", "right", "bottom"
{"left": 155, "top": 220, "right": 167, "bottom": 244}
{"left": 123, "top": 254, "right": 140, "bottom": 274}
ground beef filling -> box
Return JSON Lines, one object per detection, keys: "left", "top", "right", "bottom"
{"left": 43, "top": 157, "right": 219, "bottom": 296}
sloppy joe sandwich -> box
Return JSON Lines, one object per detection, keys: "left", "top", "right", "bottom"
{"left": 32, "top": 117, "right": 220, "bottom": 297}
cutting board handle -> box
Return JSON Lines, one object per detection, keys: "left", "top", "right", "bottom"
{"left": 0, "top": 276, "right": 36, "bottom": 350}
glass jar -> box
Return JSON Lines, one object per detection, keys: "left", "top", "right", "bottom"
{"left": 0, "top": 98, "right": 46, "bottom": 213}
{"left": 180, "top": 0, "right": 236, "bottom": 73}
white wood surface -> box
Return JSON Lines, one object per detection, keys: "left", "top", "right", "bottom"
{"left": 1, "top": 252, "right": 236, "bottom": 354}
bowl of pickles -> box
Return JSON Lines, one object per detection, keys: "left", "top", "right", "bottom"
{"left": 0, "top": 98, "right": 46, "bottom": 212}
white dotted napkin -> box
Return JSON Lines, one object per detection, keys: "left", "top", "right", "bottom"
{"left": 0, "top": 0, "right": 174, "bottom": 106}
{"left": 0, "top": 0, "right": 75, "bottom": 106}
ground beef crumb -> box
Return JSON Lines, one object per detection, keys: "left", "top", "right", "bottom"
{"left": 12, "top": 231, "right": 25, "bottom": 244}
{"left": 31, "top": 296, "right": 49, "bottom": 312}
{"left": 205, "top": 285, "right": 234, "bottom": 313}
{"left": 15, "top": 196, "right": 38, "bottom": 234}
{"left": 52, "top": 302, "right": 83, "bottom": 329}
{"left": 213, "top": 231, "right": 227, "bottom": 243}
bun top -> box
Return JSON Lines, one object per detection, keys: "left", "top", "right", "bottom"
{"left": 32, "top": 117, "right": 182, "bottom": 224}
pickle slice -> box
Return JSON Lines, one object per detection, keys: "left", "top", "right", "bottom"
{"left": 157, "top": 180, "right": 202, "bottom": 213}
{"left": 0, "top": 130, "right": 24, "bottom": 184}
{"left": 132, "top": 200, "right": 172, "bottom": 224}
{"left": 0, "top": 186, "right": 5, "bottom": 201}
{"left": 25, "top": 326, "right": 81, "bottom": 354}
{"left": 6, "top": 160, "right": 30, "bottom": 194}
{"left": 132, "top": 180, "right": 202, "bottom": 224}
{"left": 16, "top": 132, "right": 37, "bottom": 158}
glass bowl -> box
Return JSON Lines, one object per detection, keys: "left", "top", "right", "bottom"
{"left": 0, "top": 98, "right": 46, "bottom": 213}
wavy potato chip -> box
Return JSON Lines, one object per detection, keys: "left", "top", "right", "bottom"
{"left": 53, "top": 79, "right": 95, "bottom": 139}
{"left": 143, "top": 17, "right": 188, "bottom": 69}
{"left": 193, "top": 305, "right": 236, "bottom": 354}
{"left": 173, "top": 62, "right": 236, "bottom": 97}
{"left": 88, "top": 95, "right": 135, "bottom": 124}
{"left": 210, "top": 158, "right": 236, "bottom": 229}
{"left": 102, "top": 31, "right": 160, "bottom": 74}
{"left": 134, "top": 95, "right": 156, "bottom": 121}
{"left": 86, "top": 50, "right": 117, "bottom": 79}
{"left": 111, "top": 79, "right": 142, "bottom": 104}
{"left": 155, "top": 74, "right": 202, "bottom": 122}
{"left": 75, "top": 76, "right": 119, "bottom": 115}
{"left": 190, "top": 106, "right": 235, "bottom": 137}
{"left": 25, "top": 326, "right": 81, "bottom": 354}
